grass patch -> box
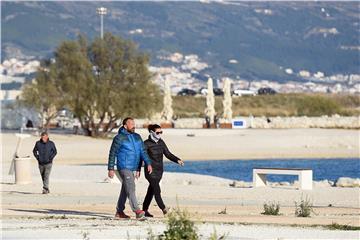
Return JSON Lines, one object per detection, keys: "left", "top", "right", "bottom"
{"left": 295, "top": 95, "right": 342, "bottom": 116}
{"left": 262, "top": 202, "right": 281, "bottom": 216}
{"left": 326, "top": 223, "right": 360, "bottom": 231}
{"left": 172, "top": 93, "right": 360, "bottom": 118}
{"left": 295, "top": 196, "right": 314, "bottom": 217}
{"left": 40, "top": 214, "right": 68, "bottom": 220}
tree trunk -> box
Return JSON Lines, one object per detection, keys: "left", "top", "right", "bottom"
{"left": 79, "top": 117, "right": 119, "bottom": 138}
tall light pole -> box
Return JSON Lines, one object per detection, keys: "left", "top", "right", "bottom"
{"left": 96, "top": 7, "right": 107, "bottom": 39}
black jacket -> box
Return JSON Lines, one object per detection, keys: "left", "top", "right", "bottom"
{"left": 138, "top": 136, "right": 180, "bottom": 179}
{"left": 33, "top": 139, "right": 57, "bottom": 165}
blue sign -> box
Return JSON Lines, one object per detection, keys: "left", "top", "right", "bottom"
{"left": 234, "top": 121, "right": 244, "bottom": 126}
{"left": 232, "top": 119, "right": 247, "bottom": 129}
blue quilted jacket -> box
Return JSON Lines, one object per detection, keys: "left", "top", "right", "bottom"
{"left": 108, "top": 127, "right": 152, "bottom": 171}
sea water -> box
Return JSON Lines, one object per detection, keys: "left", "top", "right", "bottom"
{"left": 164, "top": 158, "right": 360, "bottom": 182}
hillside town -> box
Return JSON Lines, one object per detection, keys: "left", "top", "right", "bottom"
{"left": 1, "top": 53, "right": 360, "bottom": 102}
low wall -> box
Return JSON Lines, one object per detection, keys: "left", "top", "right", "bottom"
{"left": 112, "top": 115, "right": 360, "bottom": 130}
{"left": 248, "top": 115, "right": 360, "bottom": 129}
{"left": 169, "top": 115, "right": 359, "bottom": 129}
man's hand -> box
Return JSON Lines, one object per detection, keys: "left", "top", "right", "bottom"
{"left": 135, "top": 171, "right": 141, "bottom": 179}
{"left": 178, "top": 160, "right": 185, "bottom": 167}
{"left": 108, "top": 170, "right": 115, "bottom": 179}
{"left": 147, "top": 165, "right": 153, "bottom": 174}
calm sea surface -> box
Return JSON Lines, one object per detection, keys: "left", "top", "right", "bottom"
{"left": 164, "top": 158, "right": 360, "bottom": 182}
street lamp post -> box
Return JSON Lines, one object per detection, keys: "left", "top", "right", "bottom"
{"left": 96, "top": 7, "right": 108, "bottom": 39}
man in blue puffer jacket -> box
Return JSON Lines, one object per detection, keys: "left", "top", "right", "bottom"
{"left": 108, "top": 117, "right": 152, "bottom": 220}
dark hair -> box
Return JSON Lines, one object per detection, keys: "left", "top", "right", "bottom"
{"left": 148, "top": 124, "right": 161, "bottom": 133}
{"left": 122, "top": 117, "right": 134, "bottom": 126}
{"left": 40, "top": 132, "right": 48, "bottom": 137}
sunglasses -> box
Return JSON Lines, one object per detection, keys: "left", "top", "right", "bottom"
{"left": 155, "top": 131, "right": 163, "bottom": 135}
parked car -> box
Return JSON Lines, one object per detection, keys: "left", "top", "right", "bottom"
{"left": 177, "top": 88, "right": 197, "bottom": 96}
{"left": 199, "top": 87, "right": 208, "bottom": 96}
{"left": 213, "top": 88, "right": 224, "bottom": 96}
{"left": 199, "top": 88, "right": 224, "bottom": 96}
{"left": 233, "top": 89, "right": 257, "bottom": 96}
{"left": 258, "top": 87, "right": 277, "bottom": 95}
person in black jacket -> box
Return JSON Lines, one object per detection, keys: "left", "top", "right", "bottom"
{"left": 33, "top": 132, "right": 57, "bottom": 194}
{"left": 136, "top": 124, "right": 184, "bottom": 217}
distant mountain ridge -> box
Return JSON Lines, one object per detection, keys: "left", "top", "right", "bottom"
{"left": 2, "top": 1, "right": 359, "bottom": 82}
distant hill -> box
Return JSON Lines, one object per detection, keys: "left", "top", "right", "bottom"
{"left": 2, "top": 1, "right": 359, "bottom": 82}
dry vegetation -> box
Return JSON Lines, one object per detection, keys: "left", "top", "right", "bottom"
{"left": 172, "top": 94, "right": 360, "bottom": 118}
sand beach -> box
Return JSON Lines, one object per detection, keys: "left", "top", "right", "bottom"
{"left": 1, "top": 129, "right": 359, "bottom": 239}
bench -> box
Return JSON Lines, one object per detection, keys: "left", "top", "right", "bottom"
{"left": 253, "top": 167, "right": 313, "bottom": 190}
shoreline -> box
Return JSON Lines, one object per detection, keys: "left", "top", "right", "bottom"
{"left": 45, "top": 156, "right": 360, "bottom": 166}
{"left": 1, "top": 128, "right": 359, "bottom": 165}
{"left": 29, "top": 156, "right": 360, "bottom": 166}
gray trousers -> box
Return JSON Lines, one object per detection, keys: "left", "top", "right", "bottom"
{"left": 38, "top": 163, "right": 52, "bottom": 190}
{"left": 116, "top": 169, "right": 140, "bottom": 213}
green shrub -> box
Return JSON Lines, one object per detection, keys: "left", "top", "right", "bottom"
{"left": 158, "top": 207, "right": 199, "bottom": 240}
{"left": 262, "top": 202, "right": 280, "bottom": 215}
{"left": 148, "top": 206, "right": 227, "bottom": 240}
{"left": 295, "top": 196, "right": 314, "bottom": 217}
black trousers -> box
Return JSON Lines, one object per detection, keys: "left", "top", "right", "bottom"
{"left": 142, "top": 176, "right": 165, "bottom": 211}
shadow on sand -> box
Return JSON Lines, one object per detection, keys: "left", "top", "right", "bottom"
{"left": 2, "top": 190, "right": 41, "bottom": 195}
{"left": 0, "top": 182, "right": 16, "bottom": 185}
{"left": 8, "top": 208, "right": 112, "bottom": 219}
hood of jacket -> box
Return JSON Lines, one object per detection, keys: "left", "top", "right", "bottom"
{"left": 119, "top": 126, "right": 132, "bottom": 135}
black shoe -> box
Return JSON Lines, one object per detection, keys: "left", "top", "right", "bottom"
{"left": 42, "top": 189, "right": 49, "bottom": 194}
{"left": 162, "top": 207, "right": 169, "bottom": 215}
{"left": 144, "top": 211, "right": 153, "bottom": 218}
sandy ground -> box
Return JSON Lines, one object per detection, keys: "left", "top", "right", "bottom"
{"left": 3, "top": 218, "right": 360, "bottom": 240}
{"left": 1, "top": 129, "right": 360, "bottom": 239}
{"left": 1, "top": 128, "right": 359, "bottom": 165}
{"left": 1, "top": 165, "right": 360, "bottom": 239}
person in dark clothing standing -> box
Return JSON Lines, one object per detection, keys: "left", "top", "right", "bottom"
{"left": 136, "top": 124, "right": 184, "bottom": 217}
{"left": 32, "top": 132, "right": 57, "bottom": 194}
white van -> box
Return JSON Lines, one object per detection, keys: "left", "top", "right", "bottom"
{"left": 233, "top": 89, "right": 257, "bottom": 96}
